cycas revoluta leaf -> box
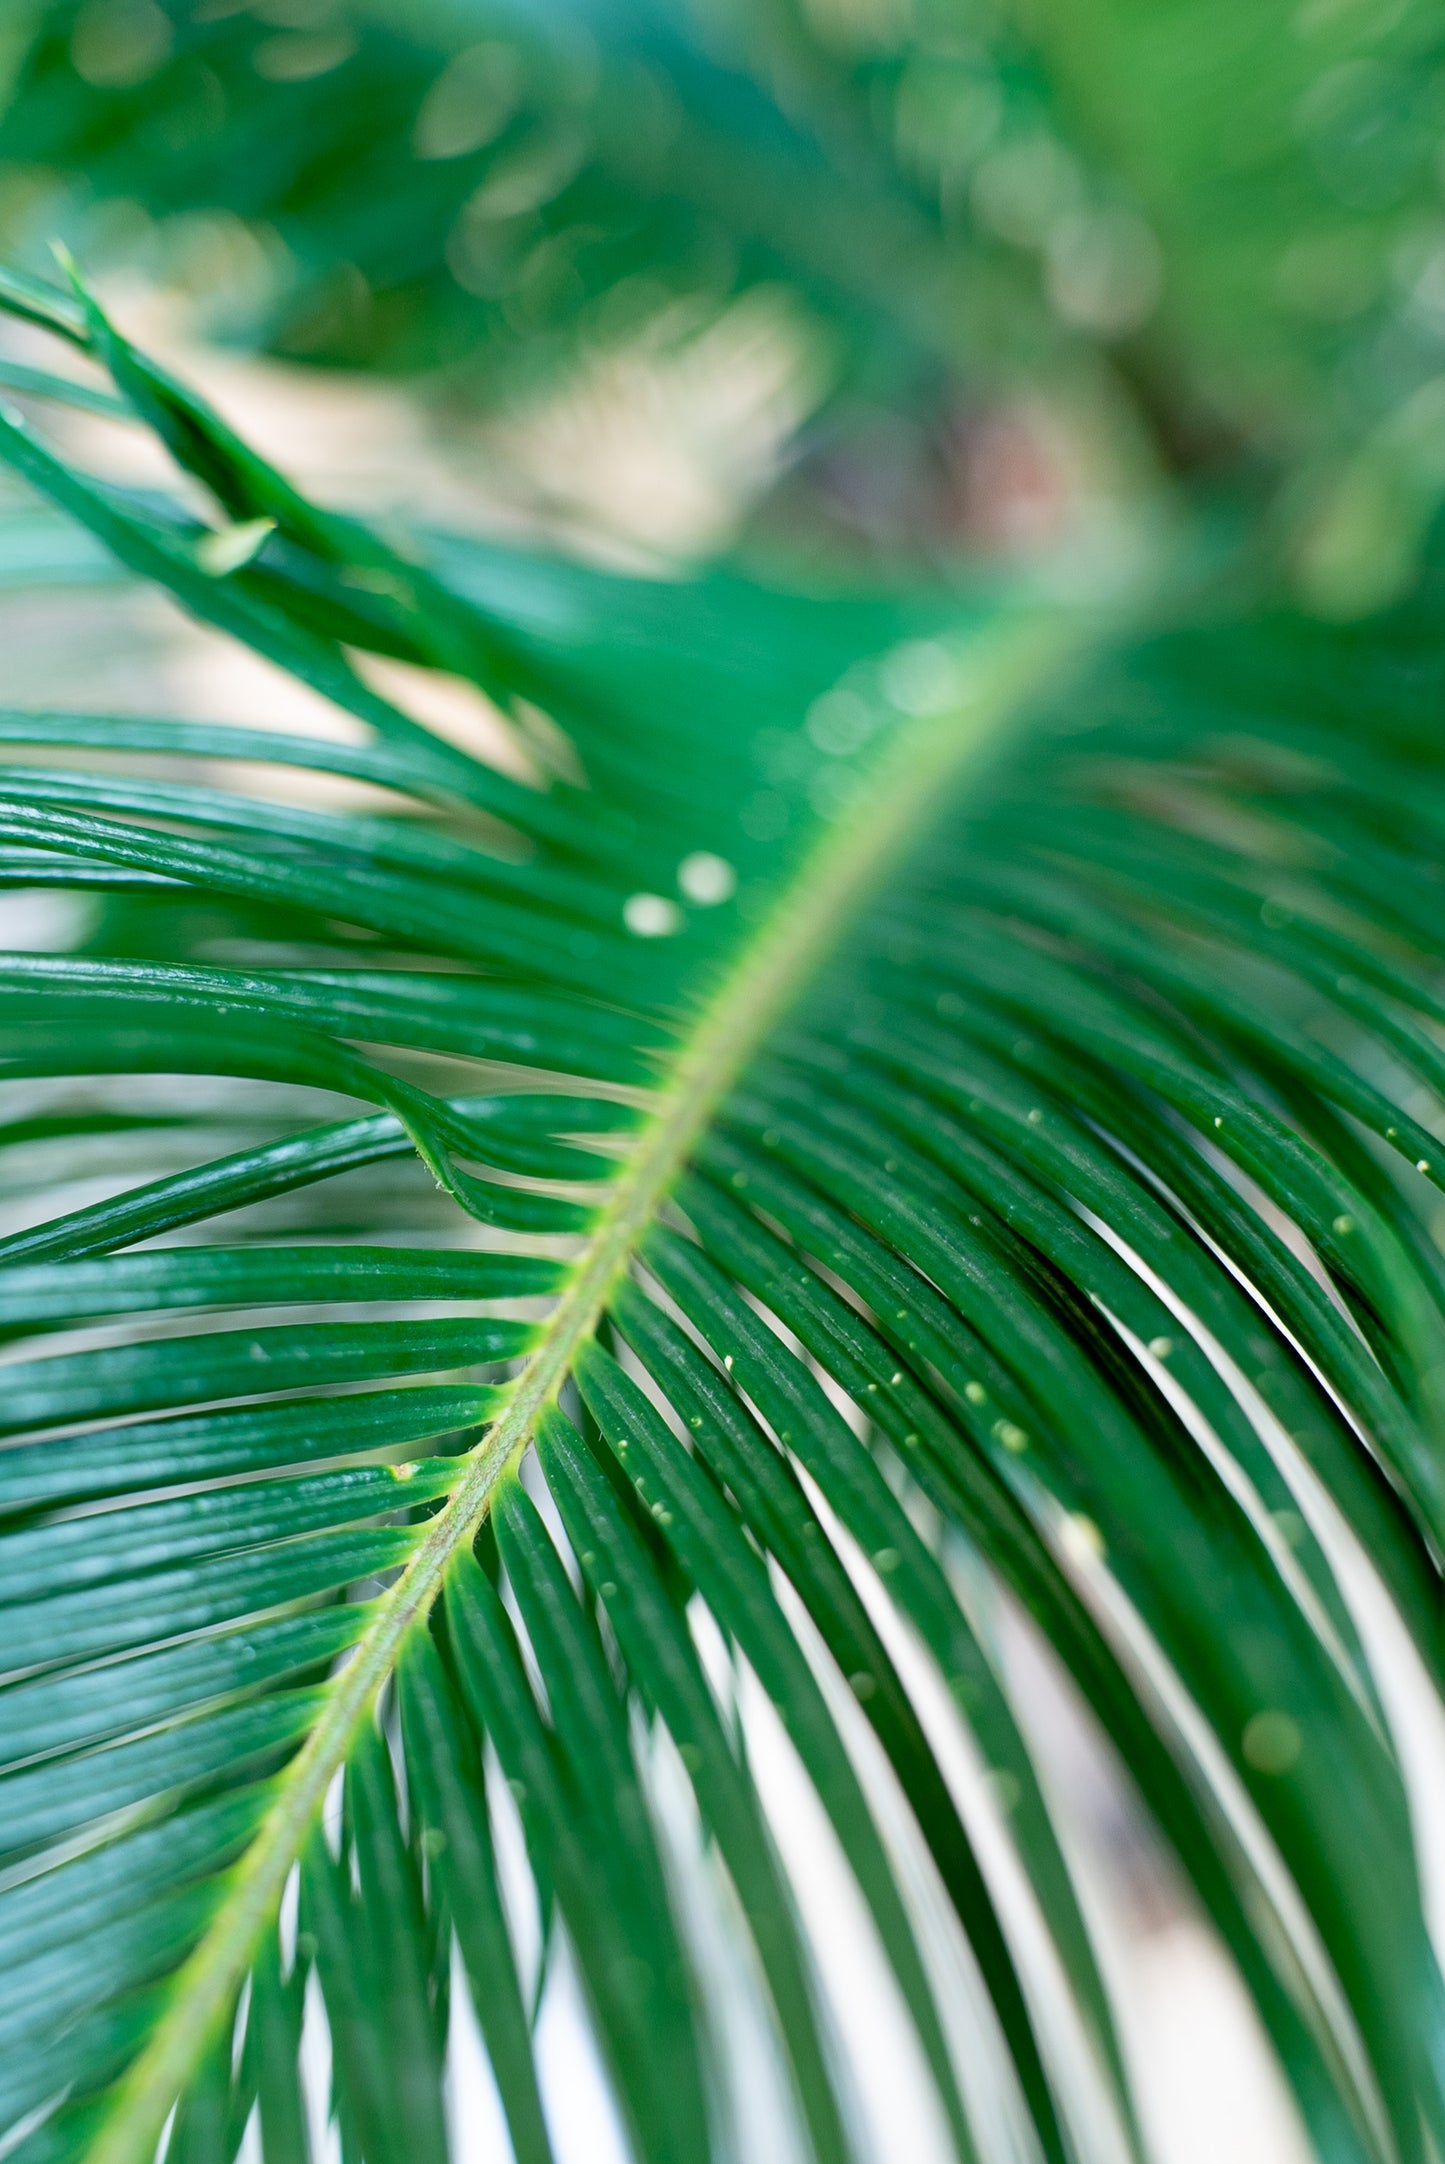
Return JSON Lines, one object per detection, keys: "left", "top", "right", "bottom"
{"left": 1, "top": 268, "right": 1445, "bottom": 2164}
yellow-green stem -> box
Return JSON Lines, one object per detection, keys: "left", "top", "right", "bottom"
{"left": 85, "top": 608, "right": 1082, "bottom": 2164}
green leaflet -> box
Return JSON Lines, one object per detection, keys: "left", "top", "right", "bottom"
{"left": 0, "top": 1247, "right": 561, "bottom": 1332}
{"left": 248, "top": 1922, "right": 310, "bottom": 2164}
{"left": 569, "top": 1341, "right": 986, "bottom": 2161}
{"left": 0, "top": 1690, "right": 326, "bottom": 1865}
{"left": 0, "top": 1388, "right": 496, "bottom": 1514}
{"left": 302, "top": 1725, "right": 450, "bottom": 2164}
{"left": 0, "top": 1320, "right": 527, "bottom": 1435}
{"left": 671, "top": 1165, "right": 1141, "bottom": 2135}
{"left": 398, "top": 1631, "right": 556, "bottom": 2164}
{"left": 2, "top": 1531, "right": 413, "bottom": 1676}
{"left": 533, "top": 1403, "right": 854, "bottom": 2164}
{"left": 0, "top": 1609, "right": 366, "bottom": 1769}
{"left": 442, "top": 1535, "right": 711, "bottom": 2163}
{"left": 3, "top": 271, "right": 1445, "bottom": 2164}
{"left": 708, "top": 1080, "right": 1435, "bottom": 2154}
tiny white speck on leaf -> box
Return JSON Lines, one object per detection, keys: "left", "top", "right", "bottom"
{"left": 1242, "top": 1709, "right": 1301, "bottom": 1775}
{"left": 678, "top": 851, "right": 736, "bottom": 905}
{"left": 624, "top": 892, "right": 682, "bottom": 937}
{"left": 1061, "top": 1513, "right": 1106, "bottom": 1565}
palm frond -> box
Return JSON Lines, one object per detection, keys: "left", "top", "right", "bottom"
{"left": 2, "top": 270, "right": 1445, "bottom": 2164}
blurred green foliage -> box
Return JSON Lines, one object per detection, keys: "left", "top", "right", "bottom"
{"left": 1, "top": 0, "right": 1444, "bottom": 596}
{"left": 0, "top": 2, "right": 1012, "bottom": 397}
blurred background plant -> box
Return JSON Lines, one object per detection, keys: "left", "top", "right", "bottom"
{"left": 1, "top": 0, "right": 1441, "bottom": 592}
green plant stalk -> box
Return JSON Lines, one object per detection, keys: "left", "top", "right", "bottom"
{"left": 85, "top": 608, "right": 1085, "bottom": 2164}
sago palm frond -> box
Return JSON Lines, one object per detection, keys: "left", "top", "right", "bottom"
{"left": 2, "top": 264, "right": 1445, "bottom": 2164}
